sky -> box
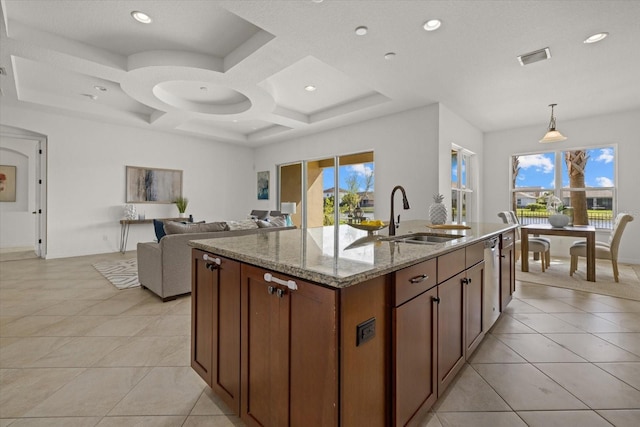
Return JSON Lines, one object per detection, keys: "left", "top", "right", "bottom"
{"left": 322, "top": 162, "right": 374, "bottom": 192}
{"left": 514, "top": 148, "right": 614, "bottom": 189}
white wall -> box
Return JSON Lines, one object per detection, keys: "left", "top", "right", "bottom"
{"left": 0, "top": 136, "right": 38, "bottom": 249}
{"left": 484, "top": 108, "right": 640, "bottom": 264}
{"left": 252, "top": 105, "right": 442, "bottom": 227}
{"left": 0, "top": 105, "right": 254, "bottom": 258}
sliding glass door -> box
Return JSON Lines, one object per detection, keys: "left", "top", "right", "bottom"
{"left": 278, "top": 151, "right": 374, "bottom": 228}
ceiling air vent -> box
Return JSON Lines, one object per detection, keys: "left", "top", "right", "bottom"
{"left": 517, "top": 47, "right": 551, "bottom": 66}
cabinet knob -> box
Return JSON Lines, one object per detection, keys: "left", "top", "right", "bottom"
{"left": 276, "top": 288, "right": 285, "bottom": 298}
{"left": 461, "top": 277, "right": 470, "bottom": 285}
{"left": 206, "top": 263, "right": 218, "bottom": 271}
{"left": 432, "top": 296, "right": 440, "bottom": 304}
{"left": 267, "top": 286, "right": 276, "bottom": 295}
{"left": 500, "top": 254, "right": 506, "bottom": 258}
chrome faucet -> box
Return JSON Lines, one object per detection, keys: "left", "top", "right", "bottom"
{"left": 389, "top": 185, "right": 410, "bottom": 236}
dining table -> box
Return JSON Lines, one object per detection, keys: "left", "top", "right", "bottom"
{"left": 521, "top": 224, "right": 597, "bottom": 282}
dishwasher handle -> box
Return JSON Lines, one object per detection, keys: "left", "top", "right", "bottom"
{"left": 484, "top": 237, "right": 499, "bottom": 250}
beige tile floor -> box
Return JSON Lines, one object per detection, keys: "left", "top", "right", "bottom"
{"left": 1, "top": 252, "right": 639, "bottom": 427}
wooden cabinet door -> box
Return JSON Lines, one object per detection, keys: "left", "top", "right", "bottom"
{"left": 437, "top": 272, "right": 465, "bottom": 395}
{"left": 464, "top": 261, "right": 485, "bottom": 358}
{"left": 190, "top": 250, "right": 241, "bottom": 412}
{"left": 393, "top": 286, "right": 438, "bottom": 426}
{"left": 211, "top": 255, "right": 241, "bottom": 414}
{"left": 191, "top": 249, "right": 214, "bottom": 386}
{"left": 289, "top": 273, "right": 338, "bottom": 426}
{"left": 241, "top": 264, "right": 338, "bottom": 427}
{"left": 500, "top": 237, "right": 515, "bottom": 311}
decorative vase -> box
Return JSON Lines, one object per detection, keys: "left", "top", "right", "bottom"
{"left": 549, "top": 214, "right": 569, "bottom": 228}
{"left": 429, "top": 193, "right": 448, "bottom": 225}
{"left": 124, "top": 204, "right": 137, "bottom": 220}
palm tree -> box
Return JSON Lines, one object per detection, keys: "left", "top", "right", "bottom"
{"left": 512, "top": 156, "right": 520, "bottom": 213}
{"left": 564, "top": 150, "right": 589, "bottom": 225}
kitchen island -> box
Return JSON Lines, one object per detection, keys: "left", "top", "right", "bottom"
{"left": 189, "top": 220, "right": 517, "bottom": 427}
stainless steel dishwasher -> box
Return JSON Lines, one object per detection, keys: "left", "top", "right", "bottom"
{"left": 483, "top": 236, "right": 501, "bottom": 331}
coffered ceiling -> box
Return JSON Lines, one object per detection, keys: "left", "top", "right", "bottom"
{"left": 1, "top": 0, "right": 639, "bottom": 146}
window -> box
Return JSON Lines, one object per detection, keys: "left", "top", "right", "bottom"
{"left": 451, "top": 146, "right": 474, "bottom": 223}
{"left": 511, "top": 146, "right": 616, "bottom": 229}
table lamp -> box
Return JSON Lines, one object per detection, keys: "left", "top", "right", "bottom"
{"left": 280, "top": 202, "right": 296, "bottom": 226}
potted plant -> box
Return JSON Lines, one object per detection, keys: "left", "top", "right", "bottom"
{"left": 546, "top": 195, "right": 569, "bottom": 228}
{"left": 174, "top": 196, "right": 189, "bottom": 218}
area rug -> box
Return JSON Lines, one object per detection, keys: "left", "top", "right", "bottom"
{"left": 516, "top": 257, "right": 640, "bottom": 301}
{"left": 93, "top": 258, "right": 140, "bottom": 289}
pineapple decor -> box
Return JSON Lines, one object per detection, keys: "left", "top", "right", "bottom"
{"left": 429, "top": 193, "right": 448, "bottom": 225}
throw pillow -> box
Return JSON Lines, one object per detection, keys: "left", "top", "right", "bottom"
{"left": 153, "top": 219, "right": 167, "bottom": 241}
{"left": 164, "top": 221, "right": 229, "bottom": 235}
{"left": 267, "top": 215, "right": 287, "bottom": 227}
{"left": 256, "top": 219, "right": 273, "bottom": 228}
{"left": 227, "top": 219, "right": 259, "bottom": 231}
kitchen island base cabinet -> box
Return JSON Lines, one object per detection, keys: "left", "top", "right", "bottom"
{"left": 240, "top": 264, "right": 338, "bottom": 427}
{"left": 192, "top": 228, "right": 514, "bottom": 427}
{"left": 191, "top": 250, "right": 241, "bottom": 414}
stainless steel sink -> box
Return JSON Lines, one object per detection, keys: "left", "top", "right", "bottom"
{"left": 382, "top": 232, "right": 464, "bottom": 245}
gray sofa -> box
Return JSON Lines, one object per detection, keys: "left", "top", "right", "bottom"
{"left": 137, "top": 220, "right": 294, "bottom": 301}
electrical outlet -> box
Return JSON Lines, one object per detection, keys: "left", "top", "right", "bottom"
{"left": 356, "top": 317, "right": 376, "bottom": 347}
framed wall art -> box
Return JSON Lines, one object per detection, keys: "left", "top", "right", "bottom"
{"left": 0, "top": 165, "right": 17, "bottom": 202}
{"left": 126, "top": 166, "right": 182, "bottom": 203}
{"left": 257, "top": 171, "right": 269, "bottom": 200}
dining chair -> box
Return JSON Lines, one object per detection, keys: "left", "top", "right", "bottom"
{"left": 498, "top": 211, "right": 550, "bottom": 272}
{"left": 569, "top": 213, "right": 634, "bottom": 282}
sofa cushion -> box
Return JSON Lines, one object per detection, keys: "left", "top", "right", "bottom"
{"left": 227, "top": 219, "right": 259, "bottom": 231}
{"left": 153, "top": 219, "right": 168, "bottom": 241}
{"left": 164, "top": 221, "right": 229, "bottom": 235}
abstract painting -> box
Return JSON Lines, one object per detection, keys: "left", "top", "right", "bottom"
{"left": 257, "top": 171, "right": 269, "bottom": 200}
{"left": 126, "top": 166, "right": 182, "bottom": 203}
{"left": 0, "top": 165, "right": 17, "bottom": 202}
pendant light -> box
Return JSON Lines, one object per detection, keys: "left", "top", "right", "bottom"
{"left": 539, "top": 103, "right": 567, "bottom": 143}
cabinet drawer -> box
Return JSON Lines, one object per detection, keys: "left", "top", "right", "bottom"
{"left": 466, "top": 242, "right": 484, "bottom": 268}
{"left": 437, "top": 248, "right": 465, "bottom": 283}
{"left": 394, "top": 258, "right": 437, "bottom": 306}
{"left": 501, "top": 230, "right": 515, "bottom": 250}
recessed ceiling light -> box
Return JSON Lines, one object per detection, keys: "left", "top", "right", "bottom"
{"left": 200, "top": 86, "right": 208, "bottom": 91}
{"left": 311, "top": 0, "right": 324, "bottom": 3}
{"left": 384, "top": 52, "right": 396, "bottom": 60}
{"left": 305, "top": 85, "right": 317, "bottom": 92}
{"left": 584, "top": 32, "right": 609, "bottom": 44}
{"left": 93, "top": 85, "right": 107, "bottom": 92}
{"left": 131, "top": 11, "right": 152, "bottom": 24}
{"left": 423, "top": 19, "right": 442, "bottom": 31}
{"left": 82, "top": 94, "right": 97, "bottom": 100}
{"left": 355, "top": 26, "right": 368, "bottom": 36}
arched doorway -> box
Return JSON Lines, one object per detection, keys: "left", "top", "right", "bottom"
{"left": 0, "top": 129, "right": 47, "bottom": 259}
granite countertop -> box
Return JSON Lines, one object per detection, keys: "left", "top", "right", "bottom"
{"left": 189, "top": 220, "right": 517, "bottom": 289}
